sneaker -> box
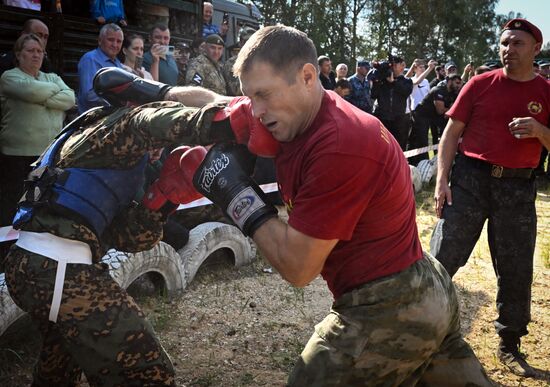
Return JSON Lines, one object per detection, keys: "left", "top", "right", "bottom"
{"left": 497, "top": 347, "right": 536, "bottom": 377}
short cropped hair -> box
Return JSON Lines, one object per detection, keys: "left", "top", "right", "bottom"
{"left": 447, "top": 74, "right": 462, "bottom": 82}
{"left": 474, "top": 65, "right": 492, "bottom": 75}
{"left": 335, "top": 78, "right": 351, "bottom": 90}
{"left": 233, "top": 25, "right": 318, "bottom": 84}
{"left": 318, "top": 55, "right": 330, "bottom": 66}
{"left": 22, "top": 18, "right": 45, "bottom": 34}
{"left": 151, "top": 23, "right": 169, "bottom": 34}
{"left": 99, "top": 23, "right": 122, "bottom": 39}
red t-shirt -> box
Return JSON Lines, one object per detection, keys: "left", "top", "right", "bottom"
{"left": 276, "top": 91, "right": 422, "bottom": 299}
{"left": 448, "top": 69, "right": 550, "bottom": 168}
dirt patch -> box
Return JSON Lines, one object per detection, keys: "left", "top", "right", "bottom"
{"left": 1, "top": 184, "right": 549, "bottom": 386}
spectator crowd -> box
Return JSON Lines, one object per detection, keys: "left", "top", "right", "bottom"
{"left": 317, "top": 51, "right": 550, "bottom": 179}
{"left": 0, "top": 1, "right": 272, "bottom": 255}
{"left": 1, "top": 2, "right": 549, "bottom": 261}
{"left": 0, "top": 4, "right": 549, "bottom": 384}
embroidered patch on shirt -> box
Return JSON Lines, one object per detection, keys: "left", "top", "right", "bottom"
{"left": 192, "top": 73, "right": 203, "bottom": 85}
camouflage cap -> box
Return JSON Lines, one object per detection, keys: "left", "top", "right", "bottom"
{"left": 176, "top": 41, "right": 191, "bottom": 51}
{"left": 205, "top": 34, "right": 224, "bottom": 46}
{"left": 239, "top": 26, "right": 256, "bottom": 41}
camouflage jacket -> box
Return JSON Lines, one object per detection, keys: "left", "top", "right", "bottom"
{"left": 20, "top": 101, "right": 226, "bottom": 261}
{"left": 222, "top": 55, "right": 242, "bottom": 96}
{"left": 185, "top": 54, "right": 227, "bottom": 95}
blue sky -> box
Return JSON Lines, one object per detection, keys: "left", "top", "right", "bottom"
{"left": 495, "top": 0, "right": 550, "bottom": 47}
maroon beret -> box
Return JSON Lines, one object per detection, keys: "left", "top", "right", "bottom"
{"left": 502, "top": 18, "right": 543, "bottom": 44}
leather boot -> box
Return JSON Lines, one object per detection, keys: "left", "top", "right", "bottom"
{"left": 497, "top": 335, "right": 536, "bottom": 377}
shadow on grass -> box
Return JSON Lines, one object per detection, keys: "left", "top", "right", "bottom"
{"left": 0, "top": 314, "right": 39, "bottom": 386}
{"left": 452, "top": 283, "right": 491, "bottom": 337}
{"left": 528, "top": 367, "right": 550, "bottom": 384}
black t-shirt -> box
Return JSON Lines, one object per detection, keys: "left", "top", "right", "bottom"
{"left": 429, "top": 76, "right": 444, "bottom": 89}
{"left": 371, "top": 75, "right": 413, "bottom": 120}
{"left": 319, "top": 72, "right": 336, "bottom": 90}
{"left": 415, "top": 84, "right": 458, "bottom": 118}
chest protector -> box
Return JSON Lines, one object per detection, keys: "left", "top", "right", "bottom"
{"left": 13, "top": 108, "right": 148, "bottom": 236}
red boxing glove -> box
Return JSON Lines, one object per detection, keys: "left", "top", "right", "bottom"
{"left": 142, "top": 146, "right": 207, "bottom": 214}
{"left": 214, "top": 97, "right": 280, "bottom": 158}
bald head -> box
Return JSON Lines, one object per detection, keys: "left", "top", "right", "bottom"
{"left": 23, "top": 19, "right": 49, "bottom": 47}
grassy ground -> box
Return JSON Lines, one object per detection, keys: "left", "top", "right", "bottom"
{"left": 0, "top": 179, "right": 549, "bottom": 386}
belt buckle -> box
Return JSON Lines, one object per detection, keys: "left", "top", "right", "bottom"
{"left": 491, "top": 165, "right": 503, "bottom": 178}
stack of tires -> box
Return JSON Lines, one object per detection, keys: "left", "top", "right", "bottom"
{"left": 0, "top": 222, "right": 255, "bottom": 337}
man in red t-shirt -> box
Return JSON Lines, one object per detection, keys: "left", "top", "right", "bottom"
{"left": 194, "top": 25, "right": 491, "bottom": 385}
{"left": 431, "top": 18, "right": 550, "bottom": 378}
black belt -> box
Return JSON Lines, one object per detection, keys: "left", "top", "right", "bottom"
{"left": 458, "top": 154, "right": 533, "bottom": 179}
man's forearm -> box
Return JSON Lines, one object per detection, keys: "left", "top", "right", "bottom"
{"left": 252, "top": 218, "right": 337, "bottom": 288}
{"left": 165, "top": 86, "right": 231, "bottom": 107}
{"left": 437, "top": 119, "right": 465, "bottom": 184}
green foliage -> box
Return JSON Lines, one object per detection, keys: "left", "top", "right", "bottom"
{"left": 254, "top": 0, "right": 512, "bottom": 71}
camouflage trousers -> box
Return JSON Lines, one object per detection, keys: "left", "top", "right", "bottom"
{"left": 287, "top": 253, "right": 492, "bottom": 387}
{"left": 4, "top": 246, "right": 175, "bottom": 387}
{"left": 430, "top": 153, "right": 536, "bottom": 338}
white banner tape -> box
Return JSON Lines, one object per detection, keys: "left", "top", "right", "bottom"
{"left": 0, "top": 145, "right": 435, "bottom": 243}
{"left": 403, "top": 144, "right": 438, "bottom": 158}
{"left": 0, "top": 183, "right": 281, "bottom": 242}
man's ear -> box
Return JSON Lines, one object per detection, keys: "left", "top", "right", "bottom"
{"left": 301, "top": 63, "right": 318, "bottom": 88}
{"left": 534, "top": 42, "right": 542, "bottom": 56}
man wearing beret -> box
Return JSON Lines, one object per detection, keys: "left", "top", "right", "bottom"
{"left": 185, "top": 33, "right": 227, "bottom": 95}
{"left": 431, "top": 18, "right": 550, "bottom": 377}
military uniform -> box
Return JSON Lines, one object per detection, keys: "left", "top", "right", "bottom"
{"left": 3, "top": 101, "right": 225, "bottom": 386}
{"left": 288, "top": 253, "right": 491, "bottom": 386}
{"left": 222, "top": 55, "right": 242, "bottom": 96}
{"left": 185, "top": 53, "right": 227, "bottom": 95}
{"left": 430, "top": 46, "right": 550, "bottom": 376}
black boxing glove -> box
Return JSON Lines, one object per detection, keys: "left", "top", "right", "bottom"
{"left": 193, "top": 143, "right": 277, "bottom": 237}
{"left": 93, "top": 67, "right": 172, "bottom": 107}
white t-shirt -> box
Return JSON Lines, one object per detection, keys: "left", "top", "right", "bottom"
{"left": 409, "top": 77, "right": 430, "bottom": 112}
{"left": 122, "top": 64, "right": 153, "bottom": 80}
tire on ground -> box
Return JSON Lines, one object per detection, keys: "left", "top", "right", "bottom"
{"left": 178, "top": 222, "right": 256, "bottom": 288}
{"left": 0, "top": 273, "right": 25, "bottom": 337}
{"left": 1, "top": 223, "right": 255, "bottom": 336}
{"left": 103, "top": 241, "right": 184, "bottom": 294}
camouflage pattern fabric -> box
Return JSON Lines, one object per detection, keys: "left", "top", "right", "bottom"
{"left": 4, "top": 248, "right": 174, "bottom": 386}
{"left": 287, "top": 253, "right": 493, "bottom": 387}
{"left": 18, "top": 100, "right": 226, "bottom": 261}
{"left": 430, "top": 154, "right": 536, "bottom": 338}
{"left": 222, "top": 56, "right": 242, "bottom": 96}
{"left": 185, "top": 53, "right": 228, "bottom": 95}
{"left": 3, "top": 100, "right": 228, "bottom": 385}
{"left": 176, "top": 65, "right": 187, "bottom": 87}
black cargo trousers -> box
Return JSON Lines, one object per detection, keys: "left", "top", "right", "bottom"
{"left": 430, "top": 153, "right": 536, "bottom": 339}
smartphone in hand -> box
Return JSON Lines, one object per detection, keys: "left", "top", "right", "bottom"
{"left": 134, "top": 56, "right": 143, "bottom": 70}
{"left": 165, "top": 45, "right": 175, "bottom": 56}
